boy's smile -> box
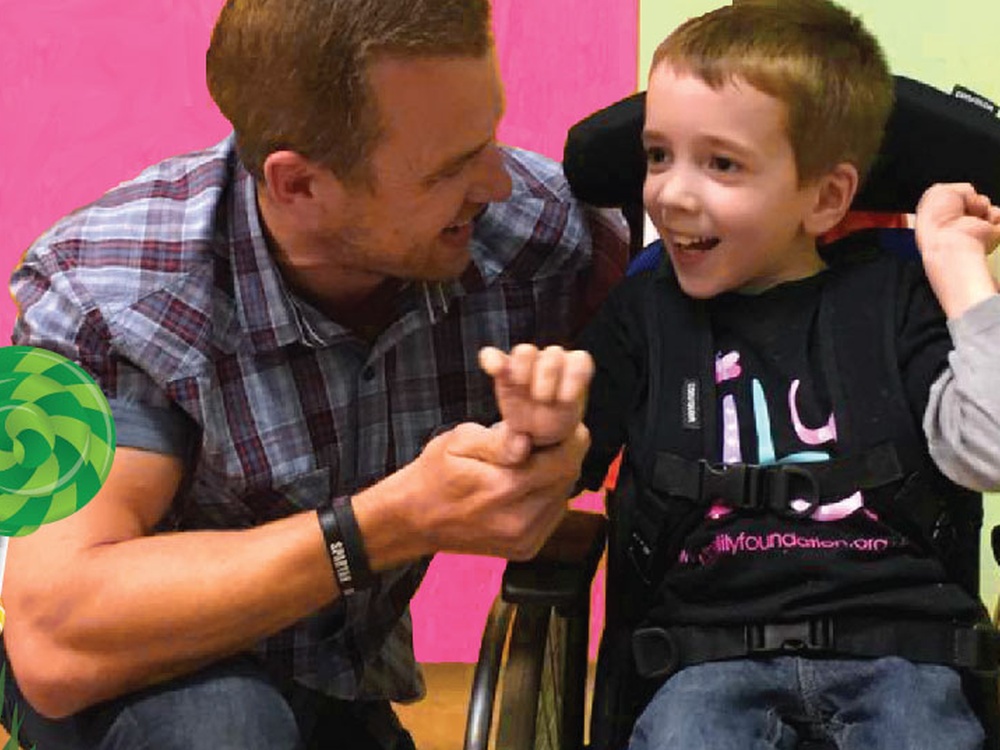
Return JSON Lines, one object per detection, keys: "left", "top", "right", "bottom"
{"left": 641, "top": 64, "right": 828, "bottom": 298}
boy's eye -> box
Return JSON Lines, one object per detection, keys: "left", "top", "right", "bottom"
{"left": 645, "top": 146, "right": 670, "bottom": 166}
{"left": 710, "top": 155, "right": 741, "bottom": 173}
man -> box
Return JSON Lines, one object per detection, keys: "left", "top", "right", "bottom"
{"left": 1, "top": 1, "right": 624, "bottom": 747}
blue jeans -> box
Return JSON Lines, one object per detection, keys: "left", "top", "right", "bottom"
{"left": 628, "top": 656, "right": 984, "bottom": 750}
{"left": 2, "top": 653, "right": 416, "bottom": 750}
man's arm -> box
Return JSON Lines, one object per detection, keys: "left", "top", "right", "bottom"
{"left": 3, "top": 446, "right": 336, "bottom": 718}
{"left": 4, "top": 420, "right": 588, "bottom": 719}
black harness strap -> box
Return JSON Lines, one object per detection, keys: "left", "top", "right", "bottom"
{"left": 624, "top": 251, "right": 977, "bottom": 585}
{"left": 651, "top": 443, "right": 904, "bottom": 518}
{"left": 632, "top": 618, "right": 1000, "bottom": 681}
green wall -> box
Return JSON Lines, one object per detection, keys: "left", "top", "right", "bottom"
{"left": 639, "top": 1, "right": 1000, "bottom": 103}
{"left": 638, "top": 0, "right": 1000, "bottom": 611}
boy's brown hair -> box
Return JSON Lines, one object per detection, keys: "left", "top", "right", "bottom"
{"left": 206, "top": 0, "right": 492, "bottom": 185}
{"left": 652, "top": 0, "right": 893, "bottom": 184}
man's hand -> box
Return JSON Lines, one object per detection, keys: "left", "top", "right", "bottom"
{"left": 479, "top": 344, "right": 594, "bottom": 448}
{"left": 915, "top": 182, "right": 1000, "bottom": 319}
{"left": 375, "top": 420, "right": 590, "bottom": 562}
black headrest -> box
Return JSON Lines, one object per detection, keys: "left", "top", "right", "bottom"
{"left": 563, "top": 75, "right": 1000, "bottom": 213}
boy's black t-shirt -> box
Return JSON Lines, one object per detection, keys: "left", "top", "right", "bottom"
{"left": 580, "top": 254, "right": 983, "bottom": 626}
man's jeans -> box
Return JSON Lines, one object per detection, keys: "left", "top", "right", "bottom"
{"left": 2, "top": 653, "right": 417, "bottom": 750}
{"left": 628, "top": 656, "right": 984, "bottom": 750}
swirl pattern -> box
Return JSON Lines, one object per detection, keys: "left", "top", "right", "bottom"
{"left": 0, "top": 347, "right": 115, "bottom": 536}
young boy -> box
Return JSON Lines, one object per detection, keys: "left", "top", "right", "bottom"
{"left": 484, "top": 0, "right": 990, "bottom": 747}
{"left": 917, "top": 183, "right": 1000, "bottom": 490}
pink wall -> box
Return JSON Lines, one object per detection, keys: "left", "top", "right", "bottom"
{"left": 0, "top": 0, "right": 637, "bottom": 662}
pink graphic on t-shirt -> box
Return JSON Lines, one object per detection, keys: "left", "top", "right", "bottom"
{"left": 707, "top": 502, "right": 733, "bottom": 520}
{"left": 704, "top": 367, "right": 875, "bottom": 526}
{"left": 789, "top": 379, "right": 837, "bottom": 445}
{"left": 790, "top": 490, "right": 876, "bottom": 522}
{"left": 721, "top": 394, "right": 742, "bottom": 465}
{"left": 707, "top": 393, "right": 742, "bottom": 519}
{"left": 716, "top": 351, "right": 742, "bottom": 383}
{"left": 679, "top": 529, "right": 896, "bottom": 565}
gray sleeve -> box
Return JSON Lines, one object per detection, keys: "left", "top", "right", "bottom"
{"left": 924, "top": 294, "right": 1000, "bottom": 491}
{"left": 110, "top": 398, "right": 194, "bottom": 458}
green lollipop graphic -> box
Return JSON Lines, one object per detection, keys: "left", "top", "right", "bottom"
{"left": 0, "top": 346, "right": 116, "bottom": 631}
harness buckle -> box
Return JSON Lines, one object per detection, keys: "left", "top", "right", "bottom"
{"left": 698, "top": 461, "right": 821, "bottom": 516}
{"left": 698, "top": 461, "right": 765, "bottom": 509}
{"left": 955, "top": 621, "right": 1000, "bottom": 671}
{"left": 746, "top": 619, "right": 835, "bottom": 654}
{"left": 770, "top": 464, "right": 821, "bottom": 518}
{"left": 632, "top": 626, "right": 679, "bottom": 679}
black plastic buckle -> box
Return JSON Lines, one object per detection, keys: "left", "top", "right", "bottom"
{"left": 698, "top": 462, "right": 821, "bottom": 517}
{"left": 632, "top": 626, "right": 679, "bottom": 679}
{"left": 955, "top": 621, "right": 1000, "bottom": 671}
{"left": 770, "top": 464, "right": 821, "bottom": 518}
{"left": 746, "top": 619, "right": 834, "bottom": 654}
{"left": 698, "top": 461, "right": 765, "bottom": 509}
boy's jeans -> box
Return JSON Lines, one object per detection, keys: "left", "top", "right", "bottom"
{"left": 2, "top": 653, "right": 416, "bottom": 750}
{"left": 628, "top": 655, "right": 984, "bottom": 750}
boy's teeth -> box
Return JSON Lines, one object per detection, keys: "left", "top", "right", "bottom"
{"left": 674, "top": 235, "right": 719, "bottom": 251}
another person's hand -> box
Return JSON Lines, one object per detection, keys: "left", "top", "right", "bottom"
{"left": 915, "top": 182, "right": 1000, "bottom": 319}
{"left": 478, "top": 344, "right": 594, "bottom": 448}
{"left": 397, "top": 420, "right": 590, "bottom": 560}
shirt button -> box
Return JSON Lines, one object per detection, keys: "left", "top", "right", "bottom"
{"left": 362, "top": 366, "right": 376, "bottom": 381}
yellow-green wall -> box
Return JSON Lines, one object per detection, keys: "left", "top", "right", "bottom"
{"left": 638, "top": 0, "right": 1000, "bottom": 610}
{"left": 639, "top": 1, "right": 1000, "bottom": 104}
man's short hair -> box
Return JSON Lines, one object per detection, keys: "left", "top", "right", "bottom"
{"left": 207, "top": 0, "right": 492, "bottom": 184}
{"left": 652, "top": 0, "right": 893, "bottom": 184}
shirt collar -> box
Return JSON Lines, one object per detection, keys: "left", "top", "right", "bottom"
{"left": 225, "top": 158, "right": 350, "bottom": 351}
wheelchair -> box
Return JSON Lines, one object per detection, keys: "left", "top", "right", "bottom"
{"left": 464, "top": 76, "right": 1000, "bottom": 750}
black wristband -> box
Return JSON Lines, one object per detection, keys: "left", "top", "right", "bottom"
{"left": 317, "top": 495, "right": 375, "bottom": 596}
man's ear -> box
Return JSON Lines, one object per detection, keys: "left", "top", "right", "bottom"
{"left": 803, "top": 162, "right": 859, "bottom": 236}
{"left": 261, "top": 150, "right": 343, "bottom": 211}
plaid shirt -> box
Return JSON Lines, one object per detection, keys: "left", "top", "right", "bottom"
{"left": 11, "top": 136, "right": 626, "bottom": 701}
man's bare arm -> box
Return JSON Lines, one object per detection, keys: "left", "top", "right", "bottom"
{"left": 4, "top": 420, "right": 588, "bottom": 719}
{"left": 3, "top": 447, "right": 337, "bottom": 718}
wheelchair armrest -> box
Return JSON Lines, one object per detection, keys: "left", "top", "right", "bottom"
{"left": 501, "top": 509, "right": 607, "bottom": 615}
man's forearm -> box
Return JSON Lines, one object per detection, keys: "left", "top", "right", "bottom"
{"left": 6, "top": 511, "right": 338, "bottom": 718}
{"left": 7, "top": 418, "right": 585, "bottom": 718}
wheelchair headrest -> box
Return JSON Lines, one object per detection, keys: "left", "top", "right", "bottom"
{"left": 563, "top": 76, "right": 1000, "bottom": 213}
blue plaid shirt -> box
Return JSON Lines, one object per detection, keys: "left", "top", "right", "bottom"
{"left": 11, "top": 136, "right": 625, "bottom": 701}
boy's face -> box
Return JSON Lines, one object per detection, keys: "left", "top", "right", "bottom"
{"left": 642, "top": 64, "right": 827, "bottom": 298}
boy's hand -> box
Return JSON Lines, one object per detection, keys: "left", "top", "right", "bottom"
{"left": 915, "top": 182, "right": 1000, "bottom": 319}
{"left": 916, "top": 182, "right": 1000, "bottom": 255}
{"left": 479, "top": 344, "right": 594, "bottom": 448}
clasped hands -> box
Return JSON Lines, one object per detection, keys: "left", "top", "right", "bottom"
{"left": 406, "top": 344, "right": 594, "bottom": 561}
{"left": 479, "top": 344, "right": 595, "bottom": 453}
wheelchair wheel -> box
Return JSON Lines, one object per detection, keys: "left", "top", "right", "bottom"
{"left": 494, "top": 602, "right": 568, "bottom": 750}
{"left": 534, "top": 609, "right": 570, "bottom": 750}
